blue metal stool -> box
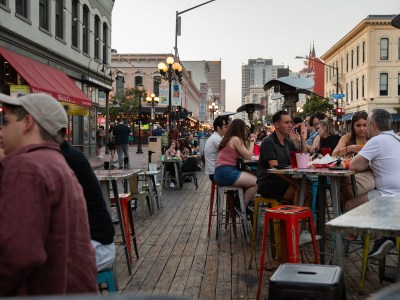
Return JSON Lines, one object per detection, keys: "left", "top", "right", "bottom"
{"left": 97, "top": 268, "right": 116, "bottom": 293}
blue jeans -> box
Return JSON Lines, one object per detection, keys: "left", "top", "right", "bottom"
{"left": 116, "top": 144, "right": 129, "bottom": 168}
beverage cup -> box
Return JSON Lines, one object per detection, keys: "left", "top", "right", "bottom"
{"left": 295, "top": 153, "right": 310, "bottom": 169}
{"left": 290, "top": 151, "right": 299, "bottom": 168}
{"left": 322, "top": 147, "right": 331, "bottom": 156}
{"left": 104, "top": 161, "right": 110, "bottom": 170}
{"left": 344, "top": 158, "right": 351, "bottom": 169}
{"left": 254, "top": 143, "right": 260, "bottom": 156}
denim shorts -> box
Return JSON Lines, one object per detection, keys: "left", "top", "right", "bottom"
{"left": 214, "top": 165, "right": 241, "bottom": 186}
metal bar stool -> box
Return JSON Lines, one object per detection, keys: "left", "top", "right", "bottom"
{"left": 249, "top": 196, "right": 280, "bottom": 269}
{"left": 216, "top": 186, "right": 250, "bottom": 246}
{"left": 207, "top": 181, "right": 217, "bottom": 237}
{"left": 256, "top": 205, "right": 319, "bottom": 300}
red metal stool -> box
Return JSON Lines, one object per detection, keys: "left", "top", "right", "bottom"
{"left": 256, "top": 205, "right": 319, "bottom": 300}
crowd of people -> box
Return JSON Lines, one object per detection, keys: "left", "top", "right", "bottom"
{"left": 204, "top": 108, "right": 400, "bottom": 257}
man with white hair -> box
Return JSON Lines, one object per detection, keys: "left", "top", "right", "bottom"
{"left": 0, "top": 93, "right": 97, "bottom": 295}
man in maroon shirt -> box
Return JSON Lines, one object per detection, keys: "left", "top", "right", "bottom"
{"left": 0, "top": 93, "right": 97, "bottom": 295}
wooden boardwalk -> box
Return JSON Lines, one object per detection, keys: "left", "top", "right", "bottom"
{"left": 112, "top": 172, "right": 397, "bottom": 299}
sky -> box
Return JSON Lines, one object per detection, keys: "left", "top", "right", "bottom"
{"left": 111, "top": 0, "right": 399, "bottom": 112}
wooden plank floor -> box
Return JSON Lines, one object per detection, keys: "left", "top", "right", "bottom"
{"left": 112, "top": 172, "right": 397, "bottom": 299}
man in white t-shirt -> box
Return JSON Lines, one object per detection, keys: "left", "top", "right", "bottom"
{"left": 204, "top": 115, "right": 230, "bottom": 181}
{"left": 347, "top": 109, "right": 400, "bottom": 259}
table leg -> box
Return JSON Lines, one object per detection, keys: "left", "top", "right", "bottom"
{"left": 299, "top": 175, "right": 307, "bottom": 207}
{"left": 330, "top": 176, "right": 344, "bottom": 269}
{"left": 317, "top": 176, "right": 327, "bottom": 264}
{"left": 111, "top": 180, "right": 132, "bottom": 275}
{"left": 146, "top": 175, "right": 158, "bottom": 211}
{"left": 150, "top": 175, "right": 161, "bottom": 209}
{"left": 174, "top": 162, "right": 181, "bottom": 190}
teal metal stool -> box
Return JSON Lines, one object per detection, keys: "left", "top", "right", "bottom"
{"left": 97, "top": 268, "right": 117, "bottom": 293}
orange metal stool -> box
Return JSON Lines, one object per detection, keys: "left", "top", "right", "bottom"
{"left": 256, "top": 205, "right": 319, "bottom": 300}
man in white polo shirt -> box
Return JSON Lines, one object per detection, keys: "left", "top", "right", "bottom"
{"left": 347, "top": 108, "right": 400, "bottom": 259}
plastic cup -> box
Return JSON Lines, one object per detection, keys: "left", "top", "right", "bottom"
{"left": 290, "top": 151, "right": 299, "bottom": 168}
{"left": 295, "top": 153, "right": 311, "bottom": 169}
{"left": 254, "top": 143, "right": 260, "bottom": 156}
{"left": 322, "top": 148, "right": 331, "bottom": 156}
{"left": 344, "top": 158, "right": 351, "bottom": 169}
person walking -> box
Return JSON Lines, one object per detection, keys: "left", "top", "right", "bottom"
{"left": 96, "top": 125, "right": 105, "bottom": 157}
{"left": 107, "top": 126, "right": 116, "bottom": 165}
{"left": 0, "top": 93, "right": 97, "bottom": 295}
{"left": 113, "top": 119, "right": 131, "bottom": 169}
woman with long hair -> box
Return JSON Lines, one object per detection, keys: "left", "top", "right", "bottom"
{"left": 332, "top": 111, "right": 368, "bottom": 157}
{"left": 315, "top": 118, "right": 341, "bottom": 154}
{"left": 214, "top": 119, "right": 258, "bottom": 207}
{"left": 177, "top": 138, "right": 190, "bottom": 161}
{"left": 333, "top": 111, "right": 375, "bottom": 203}
{"left": 164, "top": 140, "right": 180, "bottom": 188}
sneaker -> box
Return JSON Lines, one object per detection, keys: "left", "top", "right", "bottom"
{"left": 368, "top": 237, "right": 395, "bottom": 260}
{"left": 169, "top": 181, "right": 175, "bottom": 188}
{"left": 299, "top": 230, "right": 322, "bottom": 245}
{"left": 118, "top": 166, "right": 123, "bottom": 170}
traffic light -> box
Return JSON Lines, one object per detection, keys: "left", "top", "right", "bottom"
{"left": 336, "top": 108, "right": 343, "bottom": 116}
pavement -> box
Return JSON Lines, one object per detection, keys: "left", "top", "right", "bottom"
{"left": 88, "top": 144, "right": 152, "bottom": 170}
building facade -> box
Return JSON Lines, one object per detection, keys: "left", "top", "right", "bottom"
{"left": 0, "top": 0, "right": 114, "bottom": 155}
{"left": 321, "top": 15, "right": 400, "bottom": 124}
{"left": 111, "top": 53, "right": 200, "bottom": 129}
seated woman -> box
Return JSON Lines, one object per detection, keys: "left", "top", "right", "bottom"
{"left": 312, "top": 118, "right": 340, "bottom": 155}
{"left": 164, "top": 140, "right": 181, "bottom": 188}
{"left": 332, "top": 111, "right": 375, "bottom": 204}
{"left": 214, "top": 119, "right": 258, "bottom": 208}
{"left": 178, "top": 138, "right": 190, "bottom": 161}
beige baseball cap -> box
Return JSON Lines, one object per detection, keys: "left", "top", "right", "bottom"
{"left": 0, "top": 93, "right": 68, "bottom": 142}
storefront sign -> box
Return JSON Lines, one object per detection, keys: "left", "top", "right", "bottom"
{"left": 65, "top": 103, "right": 89, "bottom": 116}
{"left": 10, "top": 85, "right": 30, "bottom": 97}
{"left": 199, "top": 83, "right": 208, "bottom": 122}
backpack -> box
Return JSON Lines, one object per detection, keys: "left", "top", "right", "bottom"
{"left": 181, "top": 157, "right": 201, "bottom": 172}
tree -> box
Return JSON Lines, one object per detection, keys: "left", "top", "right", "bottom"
{"left": 300, "top": 94, "right": 334, "bottom": 117}
{"left": 109, "top": 87, "right": 147, "bottom": 123}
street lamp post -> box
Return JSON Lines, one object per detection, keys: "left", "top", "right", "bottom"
{"left": 174, "top": 0, "right": 216, "bottom": 57}
{"left": 145, "top": 93, "right": 160, "bottom": 133}
{"left": 295, "top": 56, "right": 340, "bottom": 125}
{"left": 136, "top": 83, "right": 144, "bottom": 154}
{"left": 208, "top": 102, "right": 219, "bottom": 120}
{"left": 158, "top": 57, "right": 182, "bottom": 130}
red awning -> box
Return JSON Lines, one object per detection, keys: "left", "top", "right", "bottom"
{"left": 0, "top": 47, "right": 92, "bottom": 107}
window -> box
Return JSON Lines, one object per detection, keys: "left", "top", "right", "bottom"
{"left": 135, "top": 76, "right": 143, "bottom": 87}
{"left": 380, "top": 73, "right": 388, "bottom": 96}
{"left": 340, "top": 57, "right": 343, "bottom": 74}
{"left": 102, "top": 23, "right": 108, "bottom": 63}
{"left": 94, "top": 16, "right": 100, "bottom": 58}
{"left": 82, "top": 5, "right": 89, "bottom": 54}
{"left": 351, "top": 50, "right": 354, "bottom": 69}
{"left": 325, "top": 69, "right": 328, "bottom": 83}
{"left": 398, "top": 38, "right": 400, "bottom": 60}
{"left": 71, "top": 0, "right": 78, "bottom": 47}
{"left": 362, "top": 41, "right": 366, "bottom": 63}
{"left": 356, "top": 46, "right": 359, "bottom": 67}
{"left": 380, "top": 38, "right": 389, "bottom": 60}
{"left": 0, "top": 0, "right": 6, "bottom": 5}
{"left": 16, "top": 0, "right": 28, "bottom": 18}
{"left": 350, "top": 81, "right": 353, "bottom": 101}
{"left": 356, "top": 78, "right": 359, "bottom": 100}
{"left": 153, "top": 76, "right": 161, "bottom": 96}
{"left": 346, "top": 53, "right": 349, "bottom": 72}
{"left": 362, "top": 75, "right": 365, "bottom": 98}
{"left": 398, "top": 74, "right": 400, "bottom": 96}
{"left": 55, "top": 0, "right": 64, "bottom": 39}
{"left": 346, "top": 83, "right": 349, "bottom": 103}
{"left": 39, "top": 0, "right": 49, "bottom": 30}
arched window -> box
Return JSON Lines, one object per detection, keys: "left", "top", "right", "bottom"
{"left": 362, "top": 75, "right": 365, "bottom": 98}
{"left": 362, "top": 41, "right": 366, "bottom": 63}
{"left": 135, "top": 76, "right": 143, "bottom": 88}
{"left": 82, "top": 5, "right": 89, "bottom": 54}
{"left": 94, "top": 16, "right": 100, "bottom": 58}
{"left": 102, "top": 23, "right": 108, "bottom": 63}
{"left": 153, "top": 76, "right": 161, "bottom": 96}
{"left": 71, "top": 0, "right": 79, "bottom": 48}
